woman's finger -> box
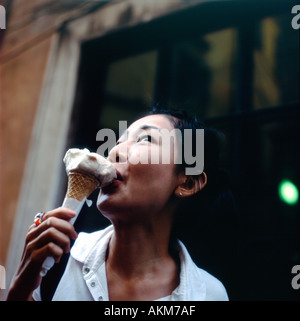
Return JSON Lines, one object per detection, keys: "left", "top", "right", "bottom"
{"left": 27, "top": 207, "right": 75, "bottom": 233}
{"left": 42, "top": 207, "right": 76, "bottom": 221}
{"left": 27, "top": 226, "right": 72, "bottom": 258}
{"left": 30, "top": 242, "right": 64, "bottom": 266}
{"left": 26, "top": 216, "right": 77, "bottom": 245}
{"left": 27, "top": 208, "right": 77, "bottom": 242}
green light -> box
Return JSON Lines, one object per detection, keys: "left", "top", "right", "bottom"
{"left": 278, "top": 180, "right": 299, "bottom": 205}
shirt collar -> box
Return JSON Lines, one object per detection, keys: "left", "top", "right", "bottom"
{"left": 70, "top": 225, "right": 206, "bottom": 300}
{"left": 71, "top": 225, "right": 113, "bottom": 266}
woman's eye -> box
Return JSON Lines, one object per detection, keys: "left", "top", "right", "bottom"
{"left": 138, "top": 135, "right": 152, "bottom": 143}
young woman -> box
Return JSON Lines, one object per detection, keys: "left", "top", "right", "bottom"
{"left": 7, "top": 108, "right": 231, "bottom": 301}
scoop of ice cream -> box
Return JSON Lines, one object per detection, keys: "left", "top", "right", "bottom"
{"left": 63, "top": 148, "right": 116, "bottom": 187}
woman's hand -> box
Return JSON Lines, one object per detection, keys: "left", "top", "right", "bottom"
{"left": 6, "top": 208, "right": 77, "bottom": 301}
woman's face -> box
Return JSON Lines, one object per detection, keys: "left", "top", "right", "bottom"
{"left": 97, "top": 114, "right": 183, "bottom": 220}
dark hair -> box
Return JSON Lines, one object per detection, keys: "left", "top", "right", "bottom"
{"left": 146, "top": 105, "right": 232, "bottom": 202}
{"left": 145, "top": 106, "right": 237, "bottom": 281}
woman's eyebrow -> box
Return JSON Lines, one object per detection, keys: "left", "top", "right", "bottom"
{"left": 118, "top": 125, "right": 161, "bottom": 141}
{"left": 139, "top": 125, "right": 161, "bottom": 132}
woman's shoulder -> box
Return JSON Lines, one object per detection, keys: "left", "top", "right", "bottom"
{"left": 196, "top": 267, "right": 229, "bottom": 301}
{"left": 177, "top": 240, "right": 229, "bottom": 301}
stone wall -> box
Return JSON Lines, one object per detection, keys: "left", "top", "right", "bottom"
{"left": 0, "top": 0, "right": 193, "bottom": 281}
{"left": 0, "top": 0, "right": 110, "bottom": 266}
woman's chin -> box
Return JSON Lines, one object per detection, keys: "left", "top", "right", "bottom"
{"left": 97, "top": 192, "right": 124, "bottom": 217}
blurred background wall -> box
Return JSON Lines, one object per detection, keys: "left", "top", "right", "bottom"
{"left": 0, "top": 0, "right": 299, "bottom": 300}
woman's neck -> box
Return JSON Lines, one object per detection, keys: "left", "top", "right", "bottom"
{"left": 105, "top": 212, "right": 180, "bottom": 300}
{"left": 107, "top": 215, "right": 173, "bottom": 278}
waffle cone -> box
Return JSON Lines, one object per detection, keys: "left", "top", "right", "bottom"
{"left": 65, "top": 171, "right": 100, "bottom": 201}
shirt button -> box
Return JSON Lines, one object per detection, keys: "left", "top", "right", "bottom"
{"left": 98, "top": 296, "right": 103, "bottom": 301}
{"left": 90, "top": 282, "right": 96, "bottom": 287}
{"left": 83, "top": 267, "right": 90, "bottom": 274}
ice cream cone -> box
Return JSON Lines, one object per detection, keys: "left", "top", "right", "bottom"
{"left": 41, "top": 149, "right": 114, "bottom": 277}
{"left": 65, "top": 170, "right": 100, "bottom": 201}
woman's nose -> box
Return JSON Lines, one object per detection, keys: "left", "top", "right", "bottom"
{"left": 108, "top": 142, "right": 128, "bottom": 163}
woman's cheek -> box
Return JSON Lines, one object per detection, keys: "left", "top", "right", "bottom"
{"left": 128, "top": 145, "right": 156, "bottom": 165}
{"left": 127, "top": 146, "right": 141, "bottom": 165}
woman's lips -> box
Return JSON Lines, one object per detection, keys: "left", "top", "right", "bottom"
{"left": 115, "top": 169, "right": 123, "bottom": 181}
{"left": 101, "top": 169, "right": 123, "bottom": 193}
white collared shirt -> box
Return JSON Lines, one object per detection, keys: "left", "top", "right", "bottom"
{"left": 33, "top": 225, "right": 229, "bottom": 301}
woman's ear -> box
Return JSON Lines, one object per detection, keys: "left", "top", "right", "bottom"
{"left": 174, "top": 172, "right": 207, "bottom": 198}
